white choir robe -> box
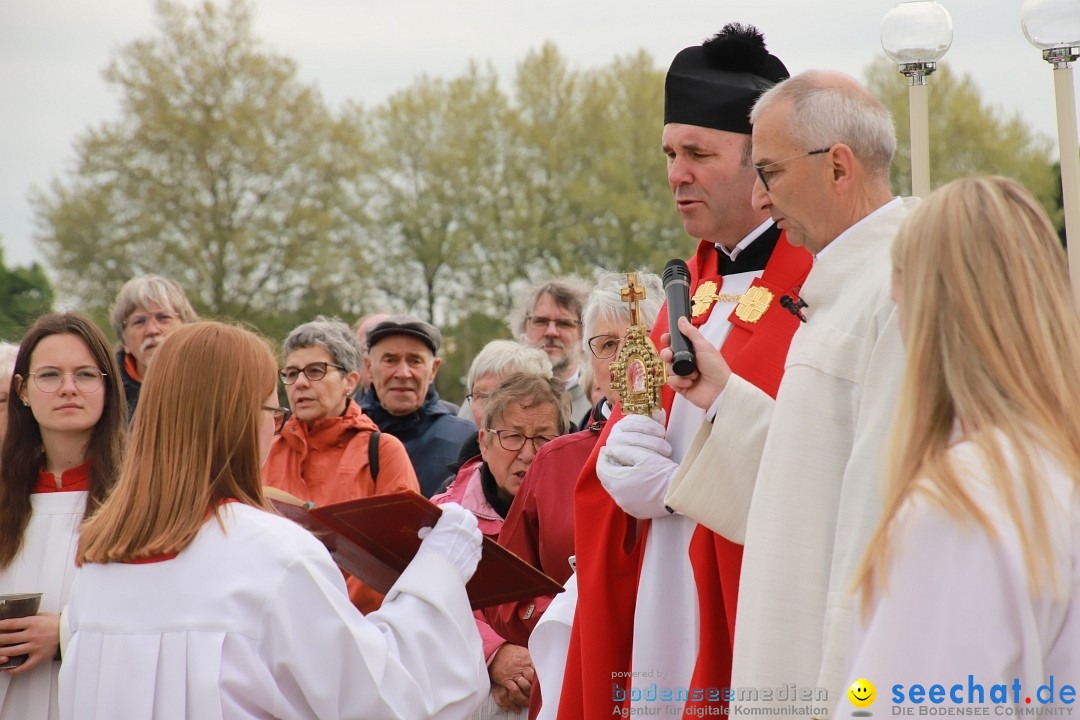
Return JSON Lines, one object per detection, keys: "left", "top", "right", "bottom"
{"left": 837, "top": 438, "right": 1080, "bottom": 714}
{"left": 665, "top": 199, "right": 916, "bottom": 715}
{"left": 0, "top": 491, "right": 86, "bottom": 720}
{"left": 59, "top": 502, "right": 487, "bottom": 720}
{"left": 529, "top": 572, "right": 577, "bottom": 720}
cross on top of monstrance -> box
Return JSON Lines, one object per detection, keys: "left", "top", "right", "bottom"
{"left": 620, "top": 273, "right": 647, "bottom": 327}
{"left": 609, "top": 272, "right": 666, "bottom": 415}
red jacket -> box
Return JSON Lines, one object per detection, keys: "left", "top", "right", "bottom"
{"left": 263, "top": 398, "right": 419, "bottom": 613}
{"left": 485, "top": 415, "right": 606, "bottom": 720}
{"left": 485, "top": 417, "right": 605, "bottom": 646}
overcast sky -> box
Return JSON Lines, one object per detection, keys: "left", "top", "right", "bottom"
{"left": 1, "top": 0, "right": 1075, "bottom": 271}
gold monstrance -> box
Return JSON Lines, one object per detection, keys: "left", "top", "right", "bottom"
{"left": 609, "top": 273, "right": 666, "bottom": 415}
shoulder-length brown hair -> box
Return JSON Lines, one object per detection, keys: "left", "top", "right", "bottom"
{"left": 0, "top": 312, "right": 127, "bottom": 567}
{"left": 78, "top": 322, "right": 277, "bottom": 564}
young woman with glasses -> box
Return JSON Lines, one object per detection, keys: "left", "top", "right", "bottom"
{"left": 262, "top": 317, "right": 419, "bottom": 614}
{"left": 0, "top": 312, "right": 127, "bottom": 720}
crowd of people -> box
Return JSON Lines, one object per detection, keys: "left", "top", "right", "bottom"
{"left": 0, "top": 20, "right": 1077, "bottom": 720}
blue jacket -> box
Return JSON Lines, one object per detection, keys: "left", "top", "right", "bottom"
{"left": 360, "top": 385, "right": 476, "bottom": 497}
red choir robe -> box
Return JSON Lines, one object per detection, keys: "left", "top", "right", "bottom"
{"left": 558, "top": 227, "right": 811, "bottom": 719}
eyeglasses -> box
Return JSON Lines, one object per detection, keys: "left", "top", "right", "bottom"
{"left": 486, "top": 429, "right": 558, "bottom": 453}
{"left": 29, "top": 368, "right": 107, "bottom": 393}
{"left": 125, "top": 311, "right": 180, "bottom": 331}
{"left": 262, "top": 405, "right": 291, "bottom": 432}
{"left": 587, "top": 334, "right": 622, "bottom": 360}
{"left": 754, "top": 147, "right": 832, "bottom": 192}
{"left": 527, "top": 316, "right": 579, "bottom": 332}
{"left": 278, "top": 362, "right": 346, "bottom": 385}
{"left": 465, "top": 391, "right": 492, "bottom": 405}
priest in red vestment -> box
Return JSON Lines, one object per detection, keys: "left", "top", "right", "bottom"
{"left": 556, "top": 24, "right": 812, "bottom": 719}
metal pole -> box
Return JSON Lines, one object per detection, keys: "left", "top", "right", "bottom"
{"left": 1053, "top": 64, "right": 1080, "bottom": 303}
{"left": 908, "top": 81, "right": 931, "bottom": 198}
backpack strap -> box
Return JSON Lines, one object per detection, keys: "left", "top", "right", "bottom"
{"left": 369, "top": 431, "right": 381, "bottom": 486}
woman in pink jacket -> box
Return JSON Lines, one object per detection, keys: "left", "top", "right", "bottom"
{"left": 433, "top": 373, "right": 570, "bottom": 717}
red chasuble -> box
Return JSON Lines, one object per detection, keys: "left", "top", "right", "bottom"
{"left": 558, "top": 231, "right": 811, "bottom": 719}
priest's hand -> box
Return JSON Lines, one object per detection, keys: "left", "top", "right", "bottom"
{"left": 489, "top": 642, "right": 534, "bottom": 711}
{"left": 597, "top": 412, "right": 677, "bottom": 519}
{"left": 661, "top": 316, "right": 732, "bottom": 410}
{"left": 0, "top": 611, "right": 60, "bottom": 675}
{"left": 417, "top": 503, "right": 482, "bottom": 583}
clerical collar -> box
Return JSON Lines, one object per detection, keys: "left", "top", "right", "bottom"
{"left": 715, "top": 217, "right": 775, "bottom": 262}
{"left": 715, "top": 221, "right": 782, "bottom": 276}
{"left": 815, "top": 196, "right": 903, "bottom": 263}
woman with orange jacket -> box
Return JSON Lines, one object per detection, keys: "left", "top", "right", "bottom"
{"left": 263, "top": 316, "right": 419, "bottom": 613}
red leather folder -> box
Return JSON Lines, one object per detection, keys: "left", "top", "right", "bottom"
{"left": 267, "top": 489, "right": 564, "bottom": 610}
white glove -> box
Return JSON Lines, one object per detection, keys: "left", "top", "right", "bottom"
{"left": 596, "top": 412, "right": 677, "bottom": 519}
{"left": 417, "top": 503, "right": 483, "bottom": 583}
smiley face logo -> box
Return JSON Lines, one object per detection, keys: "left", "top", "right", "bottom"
{"left": 848, "top": 678, "right": 876, "bottom": 708}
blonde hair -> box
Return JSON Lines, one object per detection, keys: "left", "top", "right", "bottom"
{"left": 78, "top": 322, "right": 277, "bottom": 564}
{"left": 855, "top": 176, "right": 1080, "bottom": 609}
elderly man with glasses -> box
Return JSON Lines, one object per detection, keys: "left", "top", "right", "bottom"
{"left": 263, "top": 316, "right": 420, "bottom": 614}
{"left": 109, "top": 274, "right": 198, "bottom": 420}
{"left": 662, "top": 70, "right": 917, "bottom": 715}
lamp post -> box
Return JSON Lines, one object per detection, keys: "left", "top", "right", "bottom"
{"left": 1022, "top": 0, "right": 1080, "bottom": 302}
{"left": 880, "top": 1, "right": 954, "bottom": 198}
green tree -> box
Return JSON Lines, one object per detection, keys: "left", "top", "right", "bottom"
{"left": 31, "top": 0, "right": 371, "bottom": 332}
{"left": 0, "top": 245, "right": 55, "bottom": 341}
{"left": 865, "top": 57, "right": 1059, "bottom": 225}
{"left": 361, "top": 63, "right": 518, "bottom": 324}
{"left": 566, "top": 50, "right": 683, "bottom": 275}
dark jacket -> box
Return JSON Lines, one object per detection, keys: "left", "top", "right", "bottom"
{"left": 360, "top": 385, "right": 476, "bottom": 497}
{"left": 116, "top": 348, "right": 140, "bottom": 422}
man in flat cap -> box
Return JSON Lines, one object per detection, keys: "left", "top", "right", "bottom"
{"left": 360, "top": 315, "right": 475, "bottom": 497}
{"left": 554, "top": 24, "right": 813, "bottom": 719}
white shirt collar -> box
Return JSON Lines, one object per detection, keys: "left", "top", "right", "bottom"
{"left": 714, "top": 217, "right": 775, "bottom": 262}
{"left": 814, "top": 197, "right": 903, "bottom": 263}
{"left": 563, "top": 368, "right": 581, "bottom": 390}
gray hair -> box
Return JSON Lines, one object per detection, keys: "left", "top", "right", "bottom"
{"left": 751, "top": 70, "right": 896, "bottom": 180}
{"left": 110, "top": 275, "right": 198, "bottom": 341}
{"left": 466, "top": 340, "right": 553, "bottom": 392}
{"left": 510, "top": 277, "right": 591, "bottom": 338}
{"left": 582, "top": 271, "right": 664, "bottom": 342}
{"left": 482, "top": 373, "right": 573, "bottom": 436}
{"left": 282, "top": 316, "right": 363, "bottom": 373}
{"left": 0, "top": 341, "right": 18, "bottom": 390}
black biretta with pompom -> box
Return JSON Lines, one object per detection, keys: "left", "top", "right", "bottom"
{"left": 664, "top": 23, "right": 790, "bottom": 135}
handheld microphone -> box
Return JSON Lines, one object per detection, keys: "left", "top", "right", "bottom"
{"left": 662, "top": 259, "right": 697, "bottom": 376}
